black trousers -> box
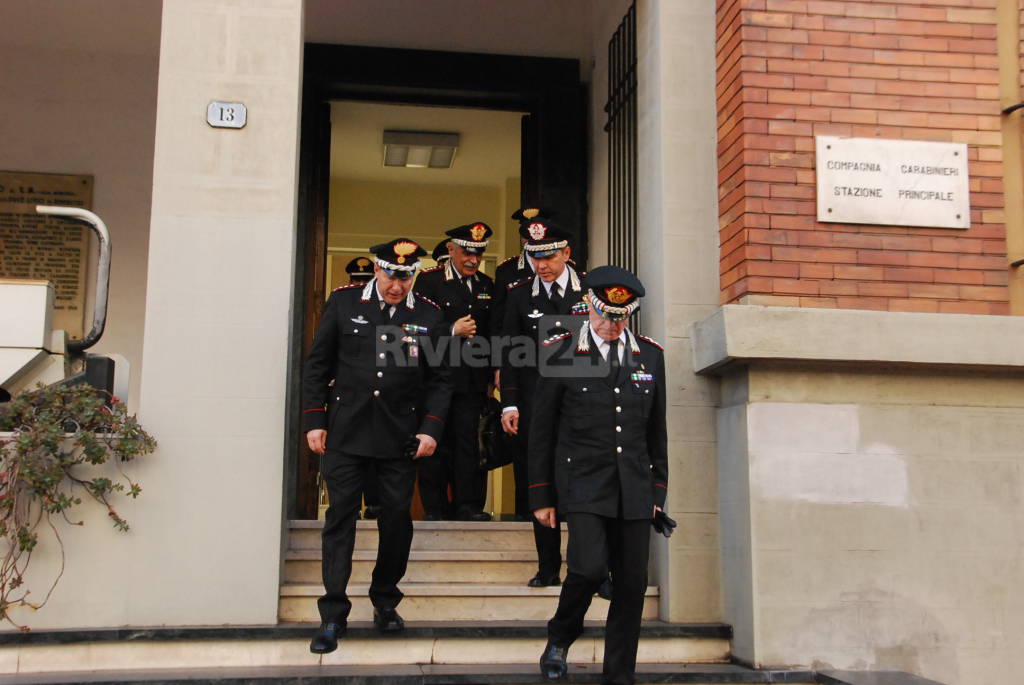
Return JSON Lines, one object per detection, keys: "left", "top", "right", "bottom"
{"left": 418, "top": 392, "right": 486, "bottom": 515}
{"left": 548, "top": 514, "right": 650, "bottom": 685}
{"left": 516, "top": 396, "right": 561, "bottom": 577}
{"left": 318, "top": 450, "right": 416, "bottom": 624}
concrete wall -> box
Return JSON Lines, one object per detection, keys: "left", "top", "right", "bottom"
{"left": 637, "top": 0, "right": 723, "bottom": 621}
{"left": 131, "top": 0, "right": 302, "bottom": 627}
{"left": 0, "top": 0, "right": 162, "bottom": 411}
{"left": 697, "top": 305, "right": 1024, "bottom": 685}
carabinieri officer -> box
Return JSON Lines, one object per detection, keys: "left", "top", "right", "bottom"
{"left": 528, "top": 265, "right": 668, "bottom": 685}
{"left": 414, "top": 222, "right": 496, "bottom": 521}
{"left": 302, "top": 238, "right": 452, "bottom": 654}
{"left": 499, "top": 219, "right": 587, "bottom": 587}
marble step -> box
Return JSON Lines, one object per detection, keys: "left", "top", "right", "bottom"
{"left": 284, "top": 549, "right": 540, "bottom": 584}
{"left": 278, "top": 583, "right": 660, "bottom": 622}
{"left": 0, "top": 623, "right": 735, "bottom": 677}
{"left": 289, "top": 519, "right": 568, "bottom": 552}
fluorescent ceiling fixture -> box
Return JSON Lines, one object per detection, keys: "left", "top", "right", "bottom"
{"left": 383, "top": 130, "right": 459, "bottom": 169}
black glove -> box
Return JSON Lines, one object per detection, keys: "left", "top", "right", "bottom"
{"left": 403, "top": 435, "right": 421, "bottom": 460}
{"left": 651, "top": 509, "right": 677, "bottom": 538}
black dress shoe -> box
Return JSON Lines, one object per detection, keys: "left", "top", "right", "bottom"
{"left": 539, "top": 641, "right": 568, "bottom": 680}
{"left": 363, "top": 505, "right": 380, "bottom": 520}
{"left": 309, "top": 622, "right": 344, "bottom": 654}
{"left": 596, "top": 576, "right": 613, "bottom": 600}
{"left": 527, "top": 572, "right": 561, "bottom": 587}
{"left": 455, "top": 507, "right": 492, "bottom": 522}
{"left": 373, "top": 606, "right": 405, "bottom": 633}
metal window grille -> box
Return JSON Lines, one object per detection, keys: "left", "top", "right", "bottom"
{"left": 605, "top": 3, "right": 639, "bottom": 329}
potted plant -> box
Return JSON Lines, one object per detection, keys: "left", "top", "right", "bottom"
{"left": 0, "top": 384, "right": 156, "bottom": 630}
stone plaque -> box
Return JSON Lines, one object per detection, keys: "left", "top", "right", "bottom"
{"left": 816, "top": 136, "right": 970, "bottom": 229}
{"left": 207, "top": 101, "right": 247, "bottom": 129}
{"left": 0, "top": 171, "right": 93, "bottom": 338}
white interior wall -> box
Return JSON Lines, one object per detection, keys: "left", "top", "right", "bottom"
{"left": 0, "top": 0, "right": 162, "bottom": 411}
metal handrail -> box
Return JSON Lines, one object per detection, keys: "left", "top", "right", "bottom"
{"left": 34, "top": 205, "right": 111, "bottom": 353}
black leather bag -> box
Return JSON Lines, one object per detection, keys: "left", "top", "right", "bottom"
{"left": 478, "top": 397, "right": 515, "bottom": 471}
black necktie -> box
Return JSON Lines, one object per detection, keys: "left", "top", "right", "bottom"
{"left": 608, "top": 338, "right": 620, "bottom": 378}
{"left": 549, "top": 283, "right": 562, "bottom": 306}
{"left": 463, "top": 276, "right": 473, "bottom": 293}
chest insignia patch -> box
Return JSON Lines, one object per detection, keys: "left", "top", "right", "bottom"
{"left": 402, "top": 323, "right": 429, "bottom": 335}
{"left": 351, "top": 315, "right": 369, "bottom": 324}
{"left": 630, "top": 371, "right": 655, "bottom": 383}
{"left": 528, "top": 310, "right": 543, "bottom": 319}
{"left": 570, "top": 300, "right": 588, "bottom": 315}
{"left": 476, "top": 292, "right": 492, "bottom": 300}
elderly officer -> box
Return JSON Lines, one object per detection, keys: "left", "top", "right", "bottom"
{"left": 528, "top": 265, "right": 669, "bottom": 685}
{"left": 499, "top": 219, "right": 587, "bottom": 586}
{"left": 414, "top": 222, "right": 495, "bottom": 521}
{"left": 303, "top": 238, "right": 452, "bottom": 654}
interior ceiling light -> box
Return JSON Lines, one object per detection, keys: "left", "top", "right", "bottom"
{"left": 383, "top": 130, "right": 459, "bottom": 169}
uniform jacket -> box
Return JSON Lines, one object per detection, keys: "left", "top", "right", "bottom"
{"left": 491, "top": 252, "right": 533, "bottom": 333}
{"left": 526, "top": 325, "right": 668, "bottom": 519}
{"left": 413, "top": 262, "right": 495, "bottom": 395}
{"left": 302, "top": 280, "right": 452, "bottom": 458}
{"left": 498, "top": 266, "right": 587, "bottom": 410}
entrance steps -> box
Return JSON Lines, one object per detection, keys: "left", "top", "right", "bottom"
{"left": 280, "top": 520, "right": 658, "bottom": 623}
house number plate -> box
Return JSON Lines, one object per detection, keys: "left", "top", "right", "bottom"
{"left": 207, "top": 101, "right": 247, "bottom": 129}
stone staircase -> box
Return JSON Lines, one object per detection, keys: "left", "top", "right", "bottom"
{"left": 0, "top": 520, "right": 946, "bottom": 684}
{"left": 279, "top": 519, "right": 659, "bottom": 622}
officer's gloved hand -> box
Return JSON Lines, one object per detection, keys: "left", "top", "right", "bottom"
{"left": 403, "top": 435, "right": 421, "bottom": 460}
{"left": 651, "top": 509, "right": 677, "bottom": 538}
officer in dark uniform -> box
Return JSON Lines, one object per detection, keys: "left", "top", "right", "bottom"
{"left": 345, "top": 256, "right": 374, "bottom": 285}
{"left": 499, "top": 219, "right": 588, "bottom": 586}
{"left": 492, "top": 207, "right": 555, "bottom": 330}
{"left": 344, "top": 256, "right": 381, "bottom": 519}
{"left": 528, "top": 266, "right": 669, "bottom": 685}
{"left": 431, "top": 238, "right": 451, "bottom": 266}
{"left": 303, "top": 238, "right": 452, "bottom": 654}
{"left": 414, "top": 222, "right": 495, "bottom": 521}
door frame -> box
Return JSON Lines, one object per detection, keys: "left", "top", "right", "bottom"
{"left": 286, "top": 43, "right": 588, "bottom": 519}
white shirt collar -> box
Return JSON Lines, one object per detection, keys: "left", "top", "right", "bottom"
{"left": 590, "top": 325, "right": 627, "bottom": 362}
{"left": 541, "top": 266, "right": 570, "bottom": 295}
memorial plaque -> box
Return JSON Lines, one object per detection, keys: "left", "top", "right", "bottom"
{"left": 816, "top": 136, "right": 970, "bottom": 229}
{"left": 0, "top": 171, "right": 93, "bottom": 338}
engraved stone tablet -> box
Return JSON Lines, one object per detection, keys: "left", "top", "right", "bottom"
{"left": 816, "top": 136, "right": 970, "bottom": 229}
{"left": 0, "top": 171, "right": 92, "bottom": 337}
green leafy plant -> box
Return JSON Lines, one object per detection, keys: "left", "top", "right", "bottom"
{"left": 0, "top": 384, "right": 156, "bottom": 630}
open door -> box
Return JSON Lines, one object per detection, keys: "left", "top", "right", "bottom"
{"left": 287, "top": 44, "right": 588, "bottom": 519}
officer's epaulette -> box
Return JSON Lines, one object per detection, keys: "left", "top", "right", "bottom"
{"left": 541, "top": 331, "right": 571, "bottom": 347}
{"left": 332, "top": 283, "right": 363, "bottom": 292}
{"left": 636, "top": 333, "right": 664, "bottom": 351}
{"left": 507, "top": 277, "right": 531, "bottom": 291}
{"left": 498, "top": 255, "right": 517, "bottom": 268}
{"left": 420, "top": 265, "right": 443, "bottom": 273}
{"left": 414, "top": 293, "right": 442, "bottom": 310}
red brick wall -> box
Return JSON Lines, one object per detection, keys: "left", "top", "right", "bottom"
{"left": 716, "top": 0, "right": 1009, "bottom": 314}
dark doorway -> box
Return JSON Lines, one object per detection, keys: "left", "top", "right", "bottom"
{"left": 286, "top": 44, "right": 588, "bottom": 519}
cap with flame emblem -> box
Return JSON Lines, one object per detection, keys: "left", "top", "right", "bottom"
{"left": 370, "top": 238, "right": 427, "bottom": 279}
{"left": 445, "top": 222, "right": 493, "bottom": 254}
{"left": 345, "top": 256, "right": 374, "bottom": 284}
{"left": 584, "top": 265, "right": 646, "bottom": 321}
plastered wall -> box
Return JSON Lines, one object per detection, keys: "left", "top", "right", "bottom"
{"left": 720, "top": 365, "right": 1024, "bottom": 685}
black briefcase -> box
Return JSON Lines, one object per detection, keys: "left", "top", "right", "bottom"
{"left": 478, "top": 397, "right": 515, "bottom": 470}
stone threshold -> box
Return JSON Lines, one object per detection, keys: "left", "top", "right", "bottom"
{"left": 0, "top": 620, "right": 732, "bottom": 646}
{"left": 0, "top": 661, "right": 821, "bottom": 684}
